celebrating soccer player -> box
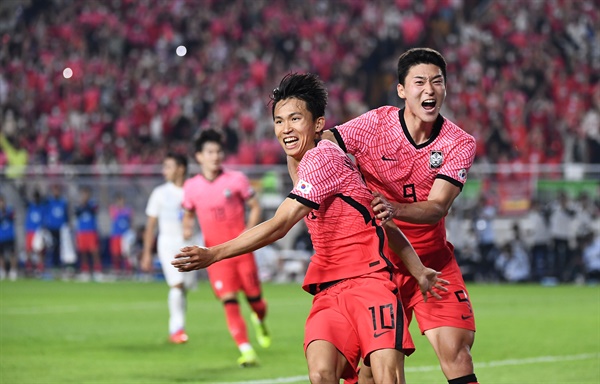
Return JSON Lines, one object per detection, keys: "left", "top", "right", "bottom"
{"left": 319, "top": 47, "right": 479, "bottom": 384}
{"left": 173, "top": 73, "right": 447, "bottom": 383}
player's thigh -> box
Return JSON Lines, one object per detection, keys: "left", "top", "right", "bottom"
{"left": 207, "top": 258, "right": 242, "bottom": 298}
{"left": 305, "top": 293, "right": 360, "bottom": 381}
{"left": 368, "top": 348, "right": 405, "bottom": 384}
{"left": 237, "top": 253, "right": 262, "bottom": 297}
{"left": 424, "top": 326, "right": 475, "bottom": 359}
{"left": 306, "top": 340, "right": 351, "bottom": 382}
{"left": 409, "top": 260, "right": 476, "bottom": 334}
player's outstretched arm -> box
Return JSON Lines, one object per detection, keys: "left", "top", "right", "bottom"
{"left": 371, "top": 179, "right": 461, "bottom": 225}
{"left": 382, "top": 220, "right": 448, "bottom": 301}
{"left": 141, "top": 216, "right": 158, "bottom": 272}
{"left": 172, "top": 198, "right": 311, "bottom": 272}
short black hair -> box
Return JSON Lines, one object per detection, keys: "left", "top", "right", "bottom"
{"left": 397, "top": 47, "right": 447, "bottom": 86}
{"left": 166, "top": 152, "right": 188, "bottom": 172}
{"left": 270, "top": 73, "right": 327, "bottom": 121}
{"left": 194, "top": 129, "right": 224, "bottom": 153}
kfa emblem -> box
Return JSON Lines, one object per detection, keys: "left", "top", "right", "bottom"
{"left": 429, "top": 150, "right": 443, "bottom": 169}
{"left": 223, "top": 188, "right": 232, "bottom": 198}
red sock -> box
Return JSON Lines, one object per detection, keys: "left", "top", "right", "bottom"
{"left": 81, "top": 261, "right": 90, "bottom": 273}
{"left": 247, "top": 296, "right": 267, "bottom": 321}
{"left": 223, "top": 299, "right": 249, "bottom": 346}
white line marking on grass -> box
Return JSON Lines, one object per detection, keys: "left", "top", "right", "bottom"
{"left": 219, "top": 353, "right": 600, "bottom": 384}
{"left": 2, "top": 302, "right": 161, "bottom": 315}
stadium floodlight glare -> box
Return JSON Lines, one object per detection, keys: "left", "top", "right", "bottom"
{"left": 62, "top": 67, "right": 73, "bottom": 79}
{"left": 176, "top": 45, "right": 187, "bottom": 57}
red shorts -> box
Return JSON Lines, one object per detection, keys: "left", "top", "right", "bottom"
{"left": 77, "top": 232, "right": 99, "bottom": 253}
{"left": 206, "top": 253, "right": 261, "bottom": 298}
{"left": 395, "top": 256, "right": 476, "bottom": 334}
{"left": 25, "top": 231, "right": 35, "bottom": 253}
{"left": 304, "top": 270, "right": 414, "bottom": 381}
{"left": 110, "top": 236, "right": 122, "bottom": 257}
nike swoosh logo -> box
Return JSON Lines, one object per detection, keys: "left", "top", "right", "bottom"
{"left": 373, "top": 331, "right": 391, "bottom": 338}
{"left": 381, "top": 156, "right": 397, "bottom": 161}
{"left": 461, "top": 315, "right": 473, "bottom": 320}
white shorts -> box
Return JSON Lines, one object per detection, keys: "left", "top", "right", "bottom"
{"left": 158, "top": 236, "right": 199, "bottom": 290}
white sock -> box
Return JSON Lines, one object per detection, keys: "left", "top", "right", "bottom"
{"left": 168, "top": 287, "right": 186, "bottom": 334}
{"left": 239, "top": 342, "right": 253, "bottom": 353}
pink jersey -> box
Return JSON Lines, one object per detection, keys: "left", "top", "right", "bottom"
{"left": 333, "top": 106, "right": 476, "bottom": 270}
{"left": 289, "top": 140, "right": 395, "bottom": 292}
{"left": 182, "top": 170, "right": 255, "bottom": 246}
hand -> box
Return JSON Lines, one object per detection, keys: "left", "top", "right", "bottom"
{"left": 416, "top": 268, "right": 449, "bottom": 302}
{"left": 371, "top": 191, "right": 396, "bottom": 224}
{"left": 140, "top": 252, "right": 153, "bottom": 273}
{"left": 171, "top": 245, "right": 216, "bottom": 271}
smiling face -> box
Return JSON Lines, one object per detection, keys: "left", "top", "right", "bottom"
{"left": 273, "top": 97, "right": 324, "bottom": 161}
{"left": 397, "top": 63, "right": 446, "bottom": 124}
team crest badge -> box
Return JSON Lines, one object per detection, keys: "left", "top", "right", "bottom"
{"left": 430, "top": 150, "right": 443, "bottom": 169}
{"left": 223, "top": 188, "right": 232, "bottom": 198}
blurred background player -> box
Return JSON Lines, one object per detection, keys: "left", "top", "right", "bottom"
{"left": 109, "top": 193, "right": 133, "bottom": 277}
{"left": 321, "top": 48, "right": 479, "bottom": 384}
{"left": 182, "top": 129, "right": 270, "bottom": 366}
{"left": 0, "top": 194, "right": 17, "bottom": 280}
{"left": 74, "top": 186, "right": 103, "bottom": 282}
{"left": 141, "top": 152, "right": 199, "bottom": 344}
{"left": 45, "top": 184, "right": 70, "bottom": 277}
{"left": 23, "top": 188, "right": 47, "bottom": 276}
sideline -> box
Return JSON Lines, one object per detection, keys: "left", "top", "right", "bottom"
{"left": 219, "top": 353, "right": 599, "bottom": 384}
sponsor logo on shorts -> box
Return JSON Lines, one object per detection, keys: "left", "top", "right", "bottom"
{"left": 373, "top": 331, "right": 391, "bottom": 338}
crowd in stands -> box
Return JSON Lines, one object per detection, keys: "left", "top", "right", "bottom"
{"left": 0, "top": 0, "right": 599, "bottom": 170}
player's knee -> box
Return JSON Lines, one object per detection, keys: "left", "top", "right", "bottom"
{"left": 308, "top": 368, "right": 338, "bottom": 384}
{"left": 439, "top": 345, "right": 473, "bottom": 374}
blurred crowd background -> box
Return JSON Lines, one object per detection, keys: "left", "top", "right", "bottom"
{"left": 0, "top": 0, "right": 599, "bottom": 284}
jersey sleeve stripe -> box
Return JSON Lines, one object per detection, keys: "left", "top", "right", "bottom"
{"left": 288, "top": 193, "right": 320, "bottom": 210}
{"left": 329, "top": 128, "right": 348, "bottom": 154}
{"left": 436, "top": 174, "right": 464, "bottom": 190}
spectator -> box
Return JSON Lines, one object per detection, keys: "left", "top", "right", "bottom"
{"left": 495, "top": 223, "right": 531, "bottom": 283}
{"left": 581, "top": 229, "right": 600, "bottom": 284}
{"left": 0, "top": 194, "right": 17, "bottom": 280}
{"left": 473, "top": 194, "right": 498, "bottom": 281}
{"left": 549, "top": 190, "right": 576, "bottom": 282}
{"left": 523, "top": 199, "right": 551, "bottom": 282}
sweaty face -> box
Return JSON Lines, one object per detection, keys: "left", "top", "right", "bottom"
{"left": 273, "top": 97, "right": 323, "bottom": 161}
{"left": 196, "top": 142, "right": 224, "bottom": 173}
{"left": 397, "top": 63, "right": 446, "bottom": 124}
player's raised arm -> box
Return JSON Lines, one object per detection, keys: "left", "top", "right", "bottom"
{"left": 182, "top": 209, "right": 195, "bottom": 241}
{"left": 172, "top": 198, "right": 311, "bottom": 271}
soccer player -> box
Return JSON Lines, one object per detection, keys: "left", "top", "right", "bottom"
{"left": 0, "top": 194, "right": 17, "bottom": 280}
{"left": 23, "top": 188, "right": 46, "bottom": 275}
{"left": 45, "top": 184, "right": 69, "bottom": 273}
{"left": 173, "top": 73, "right": 447, "bottom": 383}
{"left": 109, "top": 193, "right": 133, "bottom": 276}
{"left": 181, "top": 129, "right": 270, "bottom": 367}
{"left": 74, "top": 186, "right": 103, "bottom": 282}
{"left": 320, "top": 48, "right": 479, "bottom": 384}
{"left": 141, "top": 153, "right": 199, "bottom": 344}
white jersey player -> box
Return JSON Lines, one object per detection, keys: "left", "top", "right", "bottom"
{"left": 141, "top": 152, "right": 201, "bottom": 344}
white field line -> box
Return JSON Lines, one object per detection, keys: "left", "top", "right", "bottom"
{"left": 219, "top": 353, "right": 599, "bottom": 384}
{"left": 2, "top": 302, "right": 161, "bottom": 315}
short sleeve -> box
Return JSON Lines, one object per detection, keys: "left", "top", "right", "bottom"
{"left": 438, "top": 135, "right": 476, "bottom": 187}
{"left": 145, "top": 187, "right": 161, "bottom": 217}
{"left": 289, "top": 144, "right": 342, "bottom": 209}
{"left": 331, "top": 109, "right": 380, "bottom": 158}
{"left": 236, "top": 172, "right": 255, "bottom": 201}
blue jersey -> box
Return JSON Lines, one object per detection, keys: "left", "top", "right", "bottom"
{"left": 45, "top": 197, "right": 68, "bottom": 230}
{"left": 75, "top": 200, "right": 98, "bottom": 233}
{"left": 0, "top": 206, "right": 16, "bottom": 242}
{"left": 110, "top": 206, "right": 132, "bottom": 236}
{"left": 25, "top": 202, "right": 45, "bottom": 232}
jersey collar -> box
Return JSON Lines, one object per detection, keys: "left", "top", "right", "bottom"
{"left": 398, "top": 108, "right": 444, "bottom": 149}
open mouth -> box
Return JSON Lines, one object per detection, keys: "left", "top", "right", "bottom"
{"left": 422, "top": 99, "right": 436, "bottom": 110}
{"left": 283, "top": 137, "right": 299, "bottom": 147}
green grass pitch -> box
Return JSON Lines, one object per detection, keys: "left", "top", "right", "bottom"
{"left": 1, "top": 280, "right": 599, "bottom": 383}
